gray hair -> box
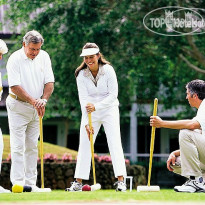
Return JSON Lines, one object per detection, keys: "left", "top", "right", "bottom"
{"left": 23, "top": 30, "right": 44, "bottom": 45}
{"left": 186, "top": 79, "right": 205, "bottom": 100}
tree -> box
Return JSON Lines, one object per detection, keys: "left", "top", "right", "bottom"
{"left": 2, "top": 0, "right": 205, "bottom": 122}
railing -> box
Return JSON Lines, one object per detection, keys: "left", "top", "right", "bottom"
{"left": 124, "top": 153, "right": 170, "bottom": 162}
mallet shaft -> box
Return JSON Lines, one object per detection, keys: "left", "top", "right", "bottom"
{"left": 88, "top": 113, "right": 96, "bottom": 185}
{"left": 39, "top": 117, "right": 44, "bottom": 189}
{"left": 148, "top": 98, "right": 158, "bottom": 187}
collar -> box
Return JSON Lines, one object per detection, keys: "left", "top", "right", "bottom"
{"left": 21, "top": 47, "right": 40, "bottom": 61}
{"left": 83, "top": 65, "right": 105, "bottom": 86}
{"left": 21, "top": 47, "right": 29, "bottom": 60}
{"left": 83, "top": 65, "right": 105, "bottom": 77}
{"left": 199, "top": 99, "right": 205, "bottom": 109}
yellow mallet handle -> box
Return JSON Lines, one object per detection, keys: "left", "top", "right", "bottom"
{"left": 39, "top": 116, "right": 44, "bottom": 189}
{"left": 88, "top": 113, "right": 96, "bottom": 185}
{"left": 148, "top": 98, "right": 158, "bottom": 187}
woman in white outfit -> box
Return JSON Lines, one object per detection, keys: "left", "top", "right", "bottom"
{"left": 66, "top": 43, "right": 127, "bottom": 192}
{"left": 0, "top": 39, "right": 11, "bottom": 193}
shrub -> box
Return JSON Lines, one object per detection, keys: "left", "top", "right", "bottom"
{"left": 5, "top": 152, "right": 130, "bottom": 165}
{"left": 125, "top": 159, "right": 130, "bottom": 165}
{"left": 44, "top": 153, "right": 58, "bottom": 162}
{"left": 62, "top": 153, "right": 72, "bottom": 162}
{"left": 98, "top": 155, "right": 112, "bottom": 163}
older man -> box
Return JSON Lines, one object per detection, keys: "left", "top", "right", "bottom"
{"left": 150, "top": 79, "right": 205, "bottom": 193}
{"left": 0, "top": 39, "right": 11, "bottom": 193}
{"left": 6, "top": 30, "right": 54, "bottom": 192}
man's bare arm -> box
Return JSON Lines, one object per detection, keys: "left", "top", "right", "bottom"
{"left": 11, "top": 85, "right": 35, "bottom": 106}
{"left": 42, "top": 82, "right": 54, "bottom": 101}
{"left": 150, "top": 116, "right": 201, "bottom": 130}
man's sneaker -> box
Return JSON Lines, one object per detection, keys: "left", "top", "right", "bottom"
{"left": 174, "top": 179, "right": 205, "bottom": 193}
{"left": 65, "top": 181, "right": 83, "bottom": 192}
{"left": 114, "top": 181, "right": 127, "bottom": 192}
{"left": 0, "top": 186, "right": 11, "bottom": 193}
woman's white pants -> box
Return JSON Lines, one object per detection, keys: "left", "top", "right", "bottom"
{"left": 74, "top": 106, "right": 127, "bottom": 180}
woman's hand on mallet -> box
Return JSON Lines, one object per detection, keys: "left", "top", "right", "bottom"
{"left": 85, "top": 125, "right": 94, "bottom": 140}
{"left": 86, "top": 103, "right": 95, "bottom": 113}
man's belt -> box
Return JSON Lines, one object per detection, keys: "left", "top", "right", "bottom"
{"left": 9, "top": 93, "right": 27, "bottom": 103}
{"left": 0, "top": 86, "right": 2, "bottom": 92}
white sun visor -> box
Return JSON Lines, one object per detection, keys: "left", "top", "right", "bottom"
{"left": 80, "top": 48, "right": 100, "bottom": 57}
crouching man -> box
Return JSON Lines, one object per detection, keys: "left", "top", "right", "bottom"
{"left": 150, "top": 79, "right": 205, "bottom": 193}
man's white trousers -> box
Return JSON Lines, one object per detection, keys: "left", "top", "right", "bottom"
{"left": 6, "top": 96, "right": 39, "bottom": 186}
{"left": 75, "top": 106, "right": 127, "bottom": 179}
{"left": 172, "top": 129, "right": 205, "bottom": 178}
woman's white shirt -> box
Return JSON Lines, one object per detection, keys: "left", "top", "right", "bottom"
{"left": 76, "top": 64, "right": 119, "bottom": 126}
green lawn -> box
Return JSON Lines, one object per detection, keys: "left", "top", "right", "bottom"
{"left": 0, "top": 190, "right": 205, "bottom": 202}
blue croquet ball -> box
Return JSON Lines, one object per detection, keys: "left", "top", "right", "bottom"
{"left": 23, "top": 186, "right": 32, "bottom": 192}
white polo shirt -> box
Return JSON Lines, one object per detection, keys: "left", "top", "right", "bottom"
{"left": 7, "top": 47, "right": 54, "bottom": 99}
{"left": 76, "top": 64, "right": 119, "bottom": 126}
{"left": 193, "top": 99, "right": 205, "bottom": 135}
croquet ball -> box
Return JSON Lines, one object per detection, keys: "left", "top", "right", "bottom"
{"left": 23, "top": 186, "right": 32, "bottom": 192}
{"left": 82, "top": 184, "right": 91, "bottom": 191}
{"left": 12, "top": 184, "right": 24, "bottom": 193}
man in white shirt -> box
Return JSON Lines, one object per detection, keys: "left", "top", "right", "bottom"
{"left": 6, "top": 30, "right": 54, "bottom": 192}
{"left": 0, "top": 39, "right": 11, "bottom": 193}
{"left": 150, "top": 79, "right": 205, "bottom": 193}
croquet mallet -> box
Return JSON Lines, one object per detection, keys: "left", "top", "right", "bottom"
{"left": 39, "top": 116, "right": 51, "bottom": 192}
{"left": 88, "top": 113, "right": 101, "bottom": 191}
{"left": 137, "top": 98, "right": 160, "bottom": 192}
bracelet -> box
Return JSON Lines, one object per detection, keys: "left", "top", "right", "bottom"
{"left": 42, "top": 99, "right": 47, "bottom": 103}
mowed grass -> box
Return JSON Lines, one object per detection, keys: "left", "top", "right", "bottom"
{"left": 1, "top": 190, "right": 205, "bottom": 203}
{"left": 2, "top": 135, "right": 78, "bottom": 160}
